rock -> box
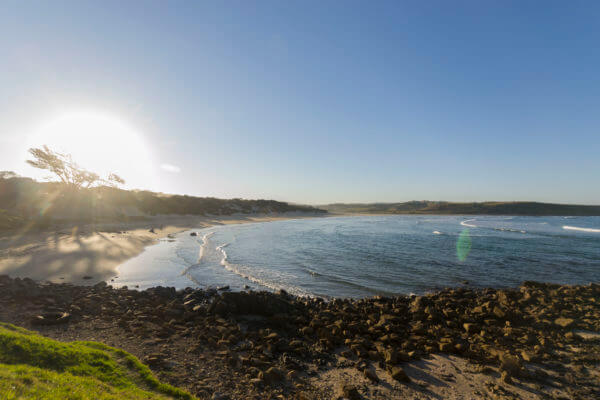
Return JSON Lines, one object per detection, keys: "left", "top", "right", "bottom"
{"left": 439, "top": 342, "right": 454, "bottom": 352}
{"left": 190, "top": 232, "right": 198, "bottom": 236}
{"left": 384, "top": 349, "right": 398, "bottom": 364}
{"left": 297, "top": 392, "right": 313, "bottom": 400}
{"left": 300, "top": 326, "right": 314, "bottom": 336}
{"left": 463, "top": 323, "right": 479, "bottom": 334}
{"left": 259, "top": 367, "right": 284, "bottom": 385}
{"left": 82, "top": 276, "right": 93, "bottom": 280}
{"left": 94, "top": 281, "right": 107, "bottom": 289}
{"left": 499, "top": 353, "right": 522, "bottom": 377}
{"left": 554, "top": 317, "right": 575, "bottom": 328}
{"left": 287, "top": 370, "right": 299, "bottom": 380}
{"left": 340, "top": 383, "right": 361, "bottom": 400}
{"left": 520, "top": 351, "right": 534, "bottom": 362}
{"left": 493, "top": 306, "right": 506, "bottom": 319}
{"left": 501, "top": 370, "right": 513, "bottom": 384}
{"left": 363, "top": 366, "right": 379, "bottom": 382}
{"left": 217, "top": 285, "right": 230, "bottom": 291}
{"left": 31, "top": 312, "right": 71, "bottom": 325}
{"left": 389, "top": 366, "right": 411, "bottom": 383}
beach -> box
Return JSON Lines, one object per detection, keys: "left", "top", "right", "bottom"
{"left": 0, "top": 212, "right": 327, "bottom": 284}
{"left": 1, "top": 213, "right": 599, "bottom": 399}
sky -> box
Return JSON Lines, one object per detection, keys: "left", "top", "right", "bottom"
{"left": 1, "top": 1, "right": 599, "bottom": 205}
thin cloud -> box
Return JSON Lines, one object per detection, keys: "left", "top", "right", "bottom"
{"left": 161, "top": 163, "right": 181, "bottom": 173}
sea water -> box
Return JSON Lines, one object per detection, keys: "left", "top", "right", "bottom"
{"left": 114, "top": 215, "right": 600, "bottom": 298}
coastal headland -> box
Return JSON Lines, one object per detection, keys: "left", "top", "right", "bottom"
{"left": 1, "top": 275, "right": 598, "bottom": 399}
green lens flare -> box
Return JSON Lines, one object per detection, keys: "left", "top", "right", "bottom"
{"left": 457, "top": 229, "right": 472, "bottom": 261}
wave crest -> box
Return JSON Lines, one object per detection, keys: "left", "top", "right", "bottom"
{"left": 563, "top": 225, "right": 600, "bottom": 233}
{"left": 460, "top": 219, "right": 477, "bottom": 228}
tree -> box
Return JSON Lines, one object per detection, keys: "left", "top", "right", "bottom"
{"left": 0, "top": 171, "right": 18, "bottom": 180}
{"left": 26, "top": 145, "right": 125, "bottom": 189}
{"left": 107, "top": 173, "right": 125, "bottom": 186}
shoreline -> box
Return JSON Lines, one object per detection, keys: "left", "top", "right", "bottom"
{"left": 0, "top": 276, "right": 598, "bottom": 399}
{"left": 3, "top": 212, "right": 597, "bottom": 297}
{"left": 0, "top": 211, "right": 328, "bottom": 285}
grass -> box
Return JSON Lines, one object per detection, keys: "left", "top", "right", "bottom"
{"left": 0, "top": 322, "right": 195, "bottom": 399}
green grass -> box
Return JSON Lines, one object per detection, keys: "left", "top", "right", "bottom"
{"left": 0, "top": 322, "right": 195, "bottom": 399}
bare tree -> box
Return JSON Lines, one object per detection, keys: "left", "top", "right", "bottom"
{"left": 26, "top": 145, "right": 125, "bottom": 189}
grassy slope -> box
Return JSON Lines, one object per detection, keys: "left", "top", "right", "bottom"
{"left": 0, "top": 322, "right": 194, "bottom": 400}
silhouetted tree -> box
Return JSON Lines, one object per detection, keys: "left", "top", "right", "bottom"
{"left": 107, "top": 173, "right": 125, "bottom": 186}
{"left": 0, "top": 171, "right": 18, "bottom": 180}
{"left": 26, "top": 145, "right": 125, "bottom": 189}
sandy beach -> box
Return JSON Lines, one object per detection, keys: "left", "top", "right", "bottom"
{"left": 0, "top": 212, "right": 327, "bottom": 284}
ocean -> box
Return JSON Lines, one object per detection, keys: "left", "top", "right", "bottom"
{"left": 113, "top": 215, "right": 600, "bottom": 298}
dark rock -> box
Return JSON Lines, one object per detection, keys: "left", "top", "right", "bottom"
{"left": 340, "top": 383, "right": 361, "bottom": 400}
{"left": 259, "top": 367, "right": 284, "bottom": 385}
{"left": 389, "top": 366, "right": 411, "bottom": 383}
{"left": 501, "top": 370, "right": 512, "bottom": 384}
{"left": 31, "top": 312, "right": 71, "bottom": 325}
{"left": 363, "top": 366, "right": 379, "bottom": 382}
{"left": 554, "top": 317, "right": 575, "bottom": 328}
{"left": 463, "top": 323, "right": 479, "bottom": 334}
{"left": 499, "top": 353, "right": 523, "bottom": 377}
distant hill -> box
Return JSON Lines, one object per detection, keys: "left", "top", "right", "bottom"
{"left": 0, "top": 176, "right": 325, "bottom": 231}
{"left": 322, "top": 201, "right": 600, "bottom": 216}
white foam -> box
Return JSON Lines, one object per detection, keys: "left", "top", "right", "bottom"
{"left": 216, "top": 244, "right": 312, "bottom": 297}
{"left": 563, "top": 225, "right": 600, "bottom": 233}
{"left": 460, "top": 219, "right": 477, "bottom": 228}
{"left": 494, "top": 227, "right": 526, "bottom": 233}
{"left": 198, "top": 232, "right": 214, "bottom": 261}
{"left": 433, "top": 231, "right": 442, "bottom": 235}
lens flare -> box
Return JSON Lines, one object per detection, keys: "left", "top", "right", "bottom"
{"left": 456, "top": 228, "right": 472, "bottom": 261}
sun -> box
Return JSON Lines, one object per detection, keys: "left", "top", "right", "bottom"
{"left": 27, "top": 110, "right": 156, "bottom": 189}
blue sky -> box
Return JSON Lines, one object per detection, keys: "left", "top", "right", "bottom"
{"left": 1, "top": 1, "right": 599, "bottom": 204}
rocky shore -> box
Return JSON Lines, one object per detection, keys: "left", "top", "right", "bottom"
{"left": 0, "top": 275, "right": 599, "bottom": 399}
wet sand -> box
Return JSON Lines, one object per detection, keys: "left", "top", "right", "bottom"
{"left": 0, "top": 212, "right": 326, "bottom": 284}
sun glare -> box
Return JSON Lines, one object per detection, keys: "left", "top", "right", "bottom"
{"left": 27, "top": 111, "right": 156, "bottom": 189}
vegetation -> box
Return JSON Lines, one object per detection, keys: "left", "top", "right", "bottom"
{"left": 27, "top": 146, "right": 125, "bottom": 189}
{"left": 323, "top": 200, "right": 600, "bottom": 216}
{"left": 0, "top": 322, "right": 194, "bottom": 399}
{"left": 0, "top": 173, "right": 325, "bottom": 231}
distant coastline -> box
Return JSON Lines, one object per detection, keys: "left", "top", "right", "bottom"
{"left": 322, "top": 201, "right": 600, "bottom": 216}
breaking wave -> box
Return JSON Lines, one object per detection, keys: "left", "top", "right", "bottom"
{"left": 216, "top": 243, "right": 311, "bottom": 297}
{"left": 460, "top": 219, "right": 477, "bottom": 228}
{"left": 563, "top": 225, "right": 600, "bottom": 233}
